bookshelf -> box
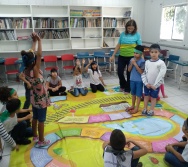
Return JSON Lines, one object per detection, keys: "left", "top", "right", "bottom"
{"left": 32, "top": 5, "right": 71, "bottom": 51}
{"left": 70, "top": 6, "right": 102, "bottom": 49}
{"left": 102, "top": 7, "right": 132, "bottom": 48}
{"left": 0, "top": 5, "right": 132, "bottom": 53}
{"left": 0, "top": 5, "right": 32, "bottom": 52}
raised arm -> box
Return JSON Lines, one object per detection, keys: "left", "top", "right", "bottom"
{"left": 127, "top": 140, "right": 147, "bottom": 159}
{"left": 33, "top": 32, "right": 42, "bottom": 78}
{"left": 85, "top": 59, "right": 93, "bottom": 72}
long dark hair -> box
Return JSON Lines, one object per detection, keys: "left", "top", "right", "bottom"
{"left": 125, "top": 19, "right": 137, "bottom": 35}
{"left": 90, "top": 61, "right": 99, "bottom": 75}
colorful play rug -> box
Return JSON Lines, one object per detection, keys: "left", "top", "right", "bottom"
{"left": 10, "top": 86, "right": 187, "bottom": 167}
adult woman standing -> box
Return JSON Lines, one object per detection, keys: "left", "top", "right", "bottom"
{"left": 110, "top": 19, "right": 142, "bottom": 94}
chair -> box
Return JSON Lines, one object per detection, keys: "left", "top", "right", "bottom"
{"left": 166, "top": 55, "right": 180, "bottom": 80}
{"left": 93, "top": 51, "right": 111, "bottom": 72}
{"left": 43, "top": 55, "right": 59, "bottom": 74}
{"left": 61, "top": 54, "right": 75, "bottom": 76}
{"left": 4, "top": 57, "right": 19, "bottom": 83}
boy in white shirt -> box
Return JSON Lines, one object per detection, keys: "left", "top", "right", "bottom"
{"left": 164, "top": 118, "right": 188, "bottom": 167}
{"left": 141, "top": 44, "right": 166, "bottom": 116}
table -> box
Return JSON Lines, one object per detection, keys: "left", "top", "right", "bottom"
{"left": 170, "top": 60, "right": 188, "bottom": 89}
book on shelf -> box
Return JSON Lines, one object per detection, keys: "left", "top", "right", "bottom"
{"left": 103, "top": 40, "right": 109, "bottom": 47}
{"left": 103, "top": 18, "right": 130, "bottom": 28}
{"left": 103, "top": 29, "right": 120, "bottom": 37}
{"left": 70, "top": 18, "right": 101, "bottom": 28}
{"left": 124, "top": 11, "right": 131, "bottom": 17}
{"left": 70, "top": 9, "right": 101, "bottom": 17}
{"left": 17, "top": 36, "right": 30, "bottom": 40}
{"left": 0, "top": 18, "right": 31, "bottom": 29}
{"left": 34, "top": 18, "right": 68, "bottom": 29}
{"left": 0, "top": 30, "right": 16, "bottom": 40}
{"left": 37, "top": 29, "right": 69, "bottom": 39}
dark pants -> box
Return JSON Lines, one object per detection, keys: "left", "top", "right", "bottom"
{"left": 131, "top": 146, "right": 140, "bottom": 167}
{"left": 90, "top": 83, "right": 105, "bottom": 93}
{"left": 10, "top": 121, "right": 32, "bottom": 143}
{"left": 17, "top": 83, "right": 31, "bottom": 127}
{"left": 164, "top": 146, "right": 188, "bottom": 167}
{"left": 117, "top": 56, "right": 133, "bottom": 92}
{"left": 49, "top": 86, "right": 66, "bottom": 96}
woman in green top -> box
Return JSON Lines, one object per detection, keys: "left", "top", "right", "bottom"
{"left": 110, "top": 20, "right": 142, "bottom": 93}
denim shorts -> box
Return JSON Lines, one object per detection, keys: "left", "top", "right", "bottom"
{"left": 32, "top": 107, "right": 47, "bottom": 122}
{"left": 144, "top": 86, "right": 159, "bottom": 98}
{"left": 130, "top": 81, "right": 143, "bottom": 97}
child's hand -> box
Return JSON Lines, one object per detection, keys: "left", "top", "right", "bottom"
{"left": 165, "top": 144, "right": 173, "bottom": 152}
{"left": 103, "top": 83, "right": 107, "bottom": 87}
{"left": 27, "top": 82, "right": 31, "bottom": 89}
{"left": 31, "top": 32, "right": 37, "bottom": 42}
{"left": 26, "top": 113, "right": 32, "bottom": 120}
{"left": 146, "top": 84, "right": 151, "bottom": 89}
{"left": 82, "top": 59, "right": 85, "bottom": 65}
{"left": 150, "top": 85, "right": 156, "bottom": 90}
{"left": 89, "top": 59, "right": 93, "bottom": 64}
{"left": 19, "top": 72, "right": 25, "bottom": 79}
{"left": 52, "top": 88, "right": 56, "bottom": 92}
{"left": 131, "top": 58, "right": 136, "bottom": 65}
{"left": 35, "top": 33, "right": 41, "bottom": 41}
{"left": 12, "top": 145, "right": 19, "bottom": 151}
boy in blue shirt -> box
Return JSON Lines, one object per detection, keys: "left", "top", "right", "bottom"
{"left": 127, "top": 45, "right": 145, "bottom": 114}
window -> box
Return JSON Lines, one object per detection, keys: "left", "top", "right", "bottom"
{"left": 160, "top": 4, "right": 187, "bottom": 40}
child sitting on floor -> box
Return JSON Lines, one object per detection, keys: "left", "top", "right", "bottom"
{"left": 103, "top": 129, "right": 147, "bottom": 167}
{"left": 0, "top": 99, "right": 32, "bottom": 145}
{"left": 127, "top": 45, "right": 145, "bottom": 114}
{"left": 69, "top": 59, "right": 88, "bottom": 97}
{"left": 46, "top": 68, "right": 67, "bottom": 96}
{"left": 85, "top": 60, "right": 106, "bottom": 93}
{"left": 164, "top": 118, "right": 188, "bottom": 167}
{"left": 0, "top": 86, "right": 32, "bottom": 129}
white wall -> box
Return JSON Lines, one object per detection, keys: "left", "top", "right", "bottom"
{"left": 0, "top": 0, "right": 145, "bottom": 55}
{"left": 143, "top": 0, "right": 188, "bottom": 60}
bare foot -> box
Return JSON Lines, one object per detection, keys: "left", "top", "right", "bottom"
{"left": 126, "top": 106, "right": 134, "bottom": 111}
{"left": 129, "top": 108, "right": 139, "bottom": 114}
{"left": 163, "top": 95, "right": 168, "bottom": 98}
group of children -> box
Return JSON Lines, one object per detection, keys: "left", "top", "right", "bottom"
{"left": 126, "top": 44, "right": 167, "bottom": 116}
{"left": 0, "top": 32, "right": 187, "bottom": 167}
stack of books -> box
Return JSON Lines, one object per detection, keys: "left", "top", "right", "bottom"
{"left": 37, "top": 29, "right": 69, "bottom": 39}
{"left": 0, "top": 31, "right": 16, "bottom": 40}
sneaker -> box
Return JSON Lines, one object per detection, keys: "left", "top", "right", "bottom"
{"left": 142, "top": 109, "right": 147, "bottom": 115}
{"left": 35, "top": 139, "right": 51, "bottom": 148}
{"left": 136, "top": 162, "right": 143, "bottom": 167}
{"left": 33, "top": 136, "right": 39, "bottom": 143}
{"left": 17, "top": 138, "right": 31, "bottom": 145}
{"left": 119, "top": 88, "right": 124, "bottom": 92}
{"left": 147, "top": 110, "right": 154, "bottom": 116}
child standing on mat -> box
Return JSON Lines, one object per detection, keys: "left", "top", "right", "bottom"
{"left": 19, "top": 32, "right": 51, "bottom": 147}
{"left": 103, "top": 129, "right": 147, "bottom": 167}
{"left": 85, "top": 60, "right": 106, "bottom": 93}
{"left": 141, "top": 44, "right": 166, "bottom": 116}
{"left": 69, "top": 59, "right": 88, "bottom": 97}
{"left": 46, "top": 68, "right": 67, "bottom": 96}
{"left": 127, "top": 45, "right": 145, "bottom": 114}
{"left": 164, "top": 118, "right": 188, "bottom": 167}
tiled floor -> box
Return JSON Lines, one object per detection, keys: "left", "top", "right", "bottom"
{"left": 0, "top": 73, "right": 188, "bottom": 166}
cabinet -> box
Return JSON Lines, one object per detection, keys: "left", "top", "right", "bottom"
{"left": 102, "top": 7, "right": 132, "bottom": 48}
{"left": 0, "top": 5, "right": 32, "bottom": 52}
{"left": 0, "top": 5, "right": 132, "bottom": 53}
{"left": 70, "top": 6, "right": 102, "bottom": 49}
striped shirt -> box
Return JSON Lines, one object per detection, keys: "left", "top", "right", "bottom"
{"left": 118, "top": 32, "right": 142, "bottom": 57}
{"left": 0, "top": 122, "right": 16, "bottom": 147}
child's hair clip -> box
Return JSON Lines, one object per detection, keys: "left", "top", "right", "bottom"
{"left": 28, "top": 49, "right": 34, "bottom": 53}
